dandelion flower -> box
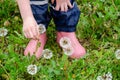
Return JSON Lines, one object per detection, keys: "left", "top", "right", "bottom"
{"left": 63, "top": 46, "right": 74, "bottom": 56}
{"left": 0, "top": 27, "right": 8, "bottom": 37}
{"left": 97, "top": 76, "right": 103, "bottom": 80}
{"left": 103, "top": 72, "right": 112, "bottom": 80}
{"left": 59, "top": 37, "right": 71, "bottom": 48}
{"left": 38, "top": 24, "right": 46, "bottom": 34}
{"left": 42, "top": 49, "right": 53, "bottom": 59}
{"left": 115, "top": 49, "right": 120, "bottom": 59}
{"left": 96, "top": 72, "right": 112, "bottom": 80}
{"left": 27, "top": 64, "right": 37, "bottom": 75}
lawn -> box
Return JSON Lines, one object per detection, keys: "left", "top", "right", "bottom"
{"left": 0, "top": 0, "right": 120, "bottom": 80}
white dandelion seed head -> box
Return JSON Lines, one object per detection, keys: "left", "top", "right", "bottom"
{"left": 115, "top": 49, "right": 120, "bottom": 59}
{"left": 97, "top": 76, "right": 104, "bottom": 80}
{"left": 59, "top": 37, "right": 71, "bottom": 48}
{"left": 27, "top": 64, "right": 37, "bottom": 75}
{"left": 105, "top": 72, "right": 112, "bottom": 80}
{"left": 38, "top": 24, "right": 46, "bottom": 34}
{"left": 0, "top": 27, "right": 8, "bottom": 37}
{"left": 97, "top": 72, "right": 112, "bottom": 80}
{"left": 42, "top": 49, "right": 53, "bottom": 59}
{"left": 63, "top": 46, "right": 74, "bottom": 56}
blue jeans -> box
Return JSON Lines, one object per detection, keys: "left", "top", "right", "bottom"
{"left": 30, "top": 0, "right": 80, "bottom": 32}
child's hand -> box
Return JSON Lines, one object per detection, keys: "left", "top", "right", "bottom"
{"left": 23, "top": 17, "right": 39, "bottom": 39}
{"left": 51, "top": 0, "right": 73, "bottom": 12}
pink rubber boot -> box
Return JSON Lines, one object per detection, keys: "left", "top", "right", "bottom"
{"left": 57, "top": 32, "right": 86, "bottom": 59}
{"left": 24, "top": 33, "right": 47, "bottom": 59}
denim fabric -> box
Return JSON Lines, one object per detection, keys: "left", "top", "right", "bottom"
{"left": 30, "top": 0, "right": 80, "bottom": 32}
{"left": 31, "top": 4, "right": 51, "bottom": 28}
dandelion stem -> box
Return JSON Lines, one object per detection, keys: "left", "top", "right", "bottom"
{"left": 111, "top": 0, "right": 118, "bottom": 11}
{"left": 1, "top": 37, "right": 5, "bottom": 53}
{"left": 34, "top": 40, "right": 41, "bottom": 54}
{"left": 0, "top": 64, "right": 10, "bottom": 79}
{"left": 31, "top": 75, "right": 33, "bottom": 80}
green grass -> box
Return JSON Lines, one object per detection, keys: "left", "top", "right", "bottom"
{"left": 0, "top": 0, "right": 120, "bottom": 80}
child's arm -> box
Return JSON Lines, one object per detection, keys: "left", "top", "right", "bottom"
{"left": 51, "top": 0, "right": 73, "bottom": 11}
{"left": 17, "top": 0, "right": 39, "bottom": 39}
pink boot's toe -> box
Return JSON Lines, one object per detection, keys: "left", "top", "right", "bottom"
{"left": 24, "top": 33, "right": 47, "bottom": 59}
{"left": 57, "top": 32, "right": 86, "bottom": 59}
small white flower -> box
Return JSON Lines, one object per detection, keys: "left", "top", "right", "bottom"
{"left": 38, "top": 24, "right": 46, "bottom": 34}
{"left": 63, "top": 46, "right": 74, "bottom": 56}
{"left": 97, "top": 76, "right": 103, "bottom": 80}
{"left": 0, "top": 27, "right": 8, "bottom": 37}
{"left": 59, "top": 37, "right": 71, "bottom": 48}
{"left": 115, "top": 49, "right": 120, "bottom": 59}
{"left": 42, "top": 49, "right": 53, "bottom": 59}
{"left": 27, "top": 64, "right": 37, "bottom": 75}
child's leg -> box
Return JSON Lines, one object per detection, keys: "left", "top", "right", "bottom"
{"left": 50, "top": 0, "right": 86, "bottom": 59}
{"left": 24, "top": 0, "right": 51, "bottom": 59}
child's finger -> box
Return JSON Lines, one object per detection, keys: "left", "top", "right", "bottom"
{"left": 31, "top": 27, "right": 37, "bottom": 39}
{"left": 24, "top": 27, "right": 32, "bottom": 38}
{"left": 67, "top": 1, "right": 73, "bottom": 8}
{"left": 64, "top": 3, "right": 68, "bottom": 12}
{"left": 25, "top": 31, "right": 29, "bottom": 38}
{"left": 61, "top": 4, "right": 64, "bottom": 11}
{"left": 23, "top": 28, "right": 29, "bottom": 38}
{"left": 24, "top": 32, "right": 28, "bottom": 38}
{"left": 33, "top": 26, "right": 39, "bottom": 39}
{"left": 55, "top": 5, "right": 60, "bottom": 11}
{"left": 36, "top": 25, "right": 40, "bottom": 39}
{"left": 51, "top": 0, "right": 54, "bottom": 4}
{"left": 29, "top": 30, "right": 34, "bottom": 38}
